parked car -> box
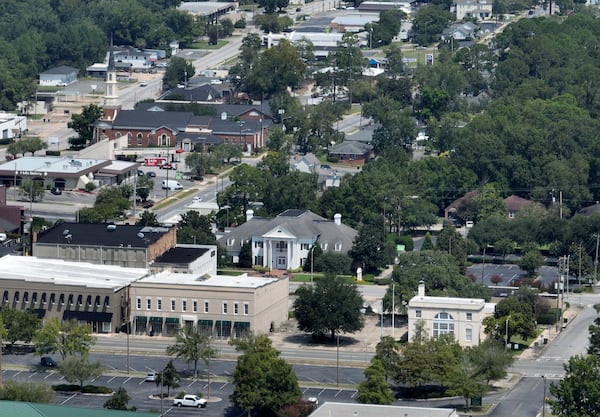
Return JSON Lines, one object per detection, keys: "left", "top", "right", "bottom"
{"left": 210, "top": 79, "right": 222, "bottom": 85}
{"left": 146, "top": 171, "right": 156, "bottom": 178}
{"left": 50, "top": 187, "right": 62, "bottom": 195}
{"left": 159, "top": 163, "right": 176, "bottom": 170}
{"left": 137, "top": 170, "right": 145, "bottom": 176}
{"left": 173, "top": 395, "right": 207, "bottom": 408}
{"left": 145, "top": 372, "right": 158, "bottom": 382}
{"left": 41, "top": 356, "right": 58, "bottom": 367}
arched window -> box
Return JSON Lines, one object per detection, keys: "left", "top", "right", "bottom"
{"left": 433, "top": 312, "right": 454, "bottom": 338}
{"left": 136, "top": 133, "right": 143, "bottom": 145}
{"left": 160, "top": 134, "right": 170, "bottom": 147}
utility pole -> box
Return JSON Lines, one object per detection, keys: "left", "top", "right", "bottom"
{"left": 595, "top": 234, "right": 600, "bottom": 284}
{"left": 392, "top": 282, "right": 395, "bottom": 339}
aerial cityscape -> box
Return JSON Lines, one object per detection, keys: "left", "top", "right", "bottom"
{"left": 1, "top": 0, "right": 600, "bottom": 416}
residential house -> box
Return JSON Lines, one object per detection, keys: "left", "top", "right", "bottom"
{"left": 113, "top": 46, "right": 157, "bottom": 71}
{"left": 453, "top": 0, "right": 492, "bottom": 21}
{"left": 160, "top": 84, "right": 223, "bottom": 102}
{"left": 329, "top": 14, "right": 379, "bottom": 33}
{"left": 38, "top": 66, "right": 79, "bottom": 86}
{"left": 504, "top": 195, "right": 534, "bottom": 219}
{"left": 408, "top": 281, "right": 495, "bottom": 347}
{"left": 328, "top": 140, "right": 373, "bottom": 165}
{"left": 578, "top": 202, "right": 600, "bottom": 217}
{"left": 442, "top": 22, "right": 479, "bottom": 40}
{"left": 444, "top": 190, "right": 479, "bottom": 220}
{"left": 218, "top": 209, "right": 358, "bottom": 270}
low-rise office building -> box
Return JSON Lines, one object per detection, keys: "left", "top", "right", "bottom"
{"left": 407, "top": 281, "right": 494, "bottom": 347}
{"left": 33, "top": 223, "right": 177, "bottom": 268}
{"left": 131, "top": 272, "right": 289, "bottom": 337}
{"left": 0, "top": 255, "right": 148, "bottom": 333}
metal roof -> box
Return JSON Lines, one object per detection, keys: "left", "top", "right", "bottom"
{"left": 0, "top": 401, "right": 160, "bottom": 417}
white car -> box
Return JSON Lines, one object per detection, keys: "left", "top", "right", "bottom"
{"left": 173, "top": 394, "right": 207, "bottom": 408}
{"left": 145, "top": 372, "right": 158, "bottom": 382}
{"left": 210, "top": 79, "right": 223, "bottom": 85}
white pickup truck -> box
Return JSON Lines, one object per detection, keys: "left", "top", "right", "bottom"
{"left": 173, "top": 395, "right": 207, "bottom": 408}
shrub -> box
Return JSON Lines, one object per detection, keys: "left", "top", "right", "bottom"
{"left": 53, "top": 384, "right": 80, "bottom": 392}
{"left": 175, "top": 391, "right": 186, "bottom": 399}
{"left": 82, "top": 385, "right": 113, "bottom": 394}
{"left": 85, "top": 182, "right": 96, "bottom": 192}
{"left": 45, "top": 150, "right": 60, "bottom": 156}
{"left": 376, "top": 278, "right": 392, "bottom": 285}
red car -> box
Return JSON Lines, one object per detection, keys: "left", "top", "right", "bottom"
{"left": 159, "top": 163, "right": 177, "bottom": 170}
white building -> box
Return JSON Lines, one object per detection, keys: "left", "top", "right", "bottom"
{"left": 453, "top": 0, "right": 492, "bottom": 21}
{"left": 408, "top": 281, "right": 495, "bottom": 347}
{"left": 0, "top": 113, "right": 27, "bottom": 139}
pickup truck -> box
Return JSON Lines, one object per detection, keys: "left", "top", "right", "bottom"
{"left": 173, "top": 395, "right": 207, "bottom": 408}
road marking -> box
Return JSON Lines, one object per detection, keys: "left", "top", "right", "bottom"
{"left": 350, "top": 390, "right": 358, "bottom": 398}
{"left": 28, "top": 372, "right": 37, "bottom": 379}
{"left": 14, "top": 370, "right": 23, "bottom": 377}
{"left": 60, "top": 393, "right": 78, "bottom": 405}
{"left": 334, "top": 389, "right": 343, "bottom": 397}
{"left": 43, "top": 372, "right": 56, "bottom": 380}
{"left": 219, "top": 382, "right": 228, "bottom": 390}
{"left": 318, "top": 388, "right": 326, "bottom": 396}
{"left": 187, "top": 380, "right": 196, "bottom": 388}
{"left": 123, "top": 377, "right": 132, "bottom": 384}
{"left": 303, "top": 388, "right": 309, "bottom": 393}
{"left": 108, "top": 376, "right": 116, "bottom": 383}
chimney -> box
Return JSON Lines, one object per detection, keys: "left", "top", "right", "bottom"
{"left": 246, "top": 209, "right": 254, "bottom": 222}
{"left": 418, "top": 280, "right": 425, "bottom": 297}
{"left": 334, "top": 213, "right": 342, "bottom": 225}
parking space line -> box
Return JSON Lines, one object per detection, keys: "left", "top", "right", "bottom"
{"left": 187, "top": 380, "right": 196, "bottom": 388}
{"left": 219, "top": 382, "right": 228, "bottom": 390}
{"left": 122, "top": 377, "right": 132, "bottom": 384}
{"left": 303, "top": 388, "right": 309, "bottom": 393}
{"left": 334, "top": 389, "right": 343, "bottom": 397}
{"left": 60, "top": 393, "right": 78, "bottom": 405}
{"left": 318, "top": 388, "right": 326, "bottom": 396}
{"left": 347, "top": 379, "right": 357, "bottom": 385}
{"left": 28, "top": 372, "right": 38, "bottom": 379}
{"left": 108, "top": 376, "right": 116, "bottom": 383}
{"left": 43, "top": 372, "right": 56, "bottom": 380}
{"left": 350, "top": 390, "right": 358, "bottom": 398}
{"left": 14, "top": 370, "right": 23, "bottom": 378}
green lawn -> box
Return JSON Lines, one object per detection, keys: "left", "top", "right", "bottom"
{"left": 190, "top": 39, "right": 229, "bottom": 50}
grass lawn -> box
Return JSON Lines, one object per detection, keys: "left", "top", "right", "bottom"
{"left": 190, "top": 39, "right": 229, "bottom": 50}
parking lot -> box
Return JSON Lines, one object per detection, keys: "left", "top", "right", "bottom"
{"left": 1, "top": 368, "right": 360, "bottom": 416}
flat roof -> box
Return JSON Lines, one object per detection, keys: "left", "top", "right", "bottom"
{"left": 154, "top": 246, "right": 210, "bottom": 264}
{"left": 309, "top": 402, "right": 457, "bottom": 417}
{"left": 0, "top": 156, "right": 110, "bottom": 176}
{"left": 409, "top": 295, "right": 486, "bottom": 309}
{"left": 0, "top": 256, "right": 148, "bottom": 289}
{"left": 35, "top": 223, "right": 172, "bottom": 247}
{"left": 178, "top": 1, "right": 236, "bottom": 15}
{"left": 99, "top": 160, "right": 139, "bottom": 174}
{"left": 138, "top": 272, "right": 280, "bottom": 289}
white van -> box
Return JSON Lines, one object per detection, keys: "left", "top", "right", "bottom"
{"left": 162, "top": 180, "right": 183, "bottom": 190}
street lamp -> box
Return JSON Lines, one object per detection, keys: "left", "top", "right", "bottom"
{"left": 542, "top": 375, "right": 546, "bottom": 417}
{"left": 369, "top": 27, "right": 373, "bottom": 49}
{"left": 505, "top": 314, "right": 511, "bottom": 349}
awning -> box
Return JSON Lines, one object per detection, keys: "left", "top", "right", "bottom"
{"left": 63, "top": 310, "right": 113, "bottom": 322}
{"left": 165, "top": 317, "right": 179, "bottom": 324}
{"left": 136, "top": 316, "right": 148, "bottom": 323}
{"left": 215, "top": 320, "right": 232, "bottom": 328}
{"left": 149, "top": 316, "right": 163, "bottom": 324}
{"left": 33, "top": 309, "right": 46, "bottom": 319}
{"left": 234, "top": 321, "right": 250, "bottom": 329}
{"left": 198, "top": 319, "right": 213, "bottom": 326}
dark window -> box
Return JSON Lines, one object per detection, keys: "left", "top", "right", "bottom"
{"left": 77, "top": 295, "right": 83, "bottom": 306}
{"left": 41, "top": 293, "right": 47, "bottom": 304}
{"left": 86, "top": 295, "right": 92, "bottom": 307}
{"left": 50, "top": 293, "right": 56, "bottom": 304}
{"left": 95, "top": 296, "right": 101, "bottom": 307}
{"left": 2, "top": 291, "right": 7, "bottom": 302}
{"left": 13, "top": 291, "right": 19, "bottom": 302}
{"left": 59, "top": 294, "right": 65, "bottom": 305}
{"left": 68, "top": 294, "right": 74, "bottom": 305}
{"left": 104, "top": 296, "right": 110, "bottom": 307}
{"left": 23, "top": 292, "right": 29, "bottom": 303}
{"left": 32, "top": 292, "right": 38, "bottom": 303}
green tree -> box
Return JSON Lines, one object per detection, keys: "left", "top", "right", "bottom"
{"left": 349, "top": 222, "right": 394, "bottom": 273}
{"left": 59, "top": 356, "right": 103, "bottom": 390}
{"left": 549, "top": 355, "right": 600, "bottom": 417}
{"left": 357, "top": 358, "right": 394, "bottom": 404}
{"left": 104, "top": 387, "right": 133, "bottom": 410}
{"left": 0, "top": 380, "right": 54, "bottom": 403}
{"left": 137, "top": 210, "right": 159, "bottom": 227}
{"left": 135, "top": 174, "right": 154, "bottom": 202}
{"left": 166, "top": 326, "right": 216, "bottom": 379}
{"left": 156, "top": 360, "right": 180, "bottom": 396}
{"left": 375, "top": 336, "right": 401, "bottom": 381}
{"left": 446, "top": 356, "right": 488, "bottom": 409}
{"left": 67, "top": 104, "right": 103, "bottom": 145}
{"left": 476, "top": 184, "right": 507, "bottom": 222}
{"left": 239, "top": 241, "right": 252, "bottom": 268}
{"left": 494, "top": 238, "right": 515, "bottom": 260}
{"left": 293, "top": 276, "right": 364, "bottom": 340}
{"left": 33, "top": 318, "right": 96, "bottom": 360}
{"left": 413, "top": 5, "right": 454, "bottom": 45}
{"left": 468, "top": 341, "right": 514, "bottom": 384}
{"left": 8, "top": 137, "right": 47, "bottom": 157}
{"left": 518, "top": 248, "right": 544, "bottom": 277}
{"left": 20, "top": 179, "right": 45, "bottom": 202}
{"left": 164, "top": 56, "right": 195, "bottom": 89}
{"left": 185, "top": 151, "right": 210, "bottom": 178}
{"left": 0, "top": 306, "right": 40, "bottom": 349}
{"left": 231, "top": 334, "right": 301, "bottom": 417}
{"left": 587, "top": 316, "right": 600, "bottom": 355}
{"left": 421, "top": 232, "right": 434, "bottom": 250}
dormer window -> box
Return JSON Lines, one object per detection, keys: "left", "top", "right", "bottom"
{"left": 334, "top": 242, "right": 342, "bottom": 252}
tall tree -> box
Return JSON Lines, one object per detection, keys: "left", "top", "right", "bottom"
{"left": 293, "top": 275, "right": 364, "bottom": 340}
{"left": 357, "top": 358, "right": 394, "bottom": 404}
{"left": 0, "top": 306, "right": 40, "bottom": 349}
{"left": 156, "top": 360, "right": 180, "bottom": 396}
{"left": 104, "top": 387, "right": 133, "bottom": 411}
{"left": 166, "top": 326, "right": 216, "bottom": 379}
{"left": 67, "top": 104, "right": 103, "bottom": 145}
{"left": 549, "top": 355, "right": 600, "bottom": 417}
{"left": 33, "top": 318, "right": 96, "bottom": 360}
{"left": 375, "top": 336, "right": 401, "bottom": 381}
{"left": 59, "top": 356, "right": 103, "bottom": 390}
{"left": 231, "top": 334, "right": 301, "bottom": 417}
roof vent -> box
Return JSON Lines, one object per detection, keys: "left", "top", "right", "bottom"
{"left": 137, "top": 232, "right": 145, "bottom": 239}
{"left": 62, "top": 229, "right": 70, "bottom": 235}
{"left": 107, "top": 224, "right": 117, "bottom": 231}
{"left": 64, "top": 234, "right": 72, "bottom": 240}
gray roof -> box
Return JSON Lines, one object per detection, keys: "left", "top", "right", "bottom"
{"left": 329, "top": 141, "right": 372, "bottom": 155}
{"left": 160, "top": 84, "right": 222, "bottom": 101}
{"left": 112, "top": 109, "right": 193, "bottom": 131}
{"left": 218, "top": 210, "right": 357, "bottom": 255}
{"left": 40, "top": 65, "right": 79, "bottom": 75}
{"left": 309, "top": 402, "right": 458, "bottom": 417}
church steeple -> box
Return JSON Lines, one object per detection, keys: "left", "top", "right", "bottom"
{"left": 104, "top": 35, "right": 119, "bottom": 107}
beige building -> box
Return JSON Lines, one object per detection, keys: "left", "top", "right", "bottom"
{"left": 33, "top": 223, "right": 177, "bottom": 268}
{"left": 130, "top": 272, "right": 288, "bottom": 337}
{"left": 0, "top": 255, "right": 147, "bottom": 333}
{"left": 408, "top": 281, "right": 495, "bottom": 347}
{"left": 309, "top": 402, "right": 458, "bottom": 417}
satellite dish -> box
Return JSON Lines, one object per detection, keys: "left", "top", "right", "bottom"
{"left": 137, "top": 232, "right": 145, "bottom": 239}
